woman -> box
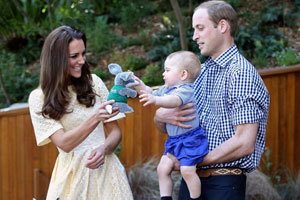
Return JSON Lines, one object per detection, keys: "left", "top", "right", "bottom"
{"left": 28, "top": 25, "right": 133, "bottom": 199}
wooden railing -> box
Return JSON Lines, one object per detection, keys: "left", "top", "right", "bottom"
{"left": 259, "top": 64, "right": 300, "bottom": 174}
{"left": 0, "top": 64, "right": 300, "bottom": 200}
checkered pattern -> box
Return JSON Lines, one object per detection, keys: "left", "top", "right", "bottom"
{"left": 193, "top": 45, "right": 270, "bottom": 172}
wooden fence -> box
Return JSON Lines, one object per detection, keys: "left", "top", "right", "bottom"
{"left": 0, "top": 64, "right": 300, "bottom": 200}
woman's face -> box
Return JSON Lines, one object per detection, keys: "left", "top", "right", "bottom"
{"left": 68, "top": 39, "right": 86, "bottom": 78}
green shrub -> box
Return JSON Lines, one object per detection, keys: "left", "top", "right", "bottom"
{"left": 141, "top": 64, "right": 164, "bottom": 87}
{"left": 124, "top": 56, "right": 147, "bottom": 71}
{"left": 146, "top": 45, "right": 171, "bottom": 62}
{"left": 275, "top": 48, "right": 300, "bottom": 66}
{"left": 0, "top": 50, "right": 39, "bottom": 108}
{"left": 108, "top": 53, "right": 128, "bottom": 70}
{"left": 284, "top": 0, "right": 300, "bottom": 28}
{"left": 234, "top": 1, "right": 300, "bottom": 68}
{"left": 121, "top": 30, "right": 152, "bottom": 49}
{"left": 118, "top": 1, "right": 158, "bottom": 32}
{"left": 86, "top": 16, "right": 121, "bottom": 56}
{"left": 92, "top": 67, "right": 111, "bottom": 81}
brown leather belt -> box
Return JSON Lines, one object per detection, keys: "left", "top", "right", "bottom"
{"left": 196, "top": 168, "right": 246, "bottom": 178}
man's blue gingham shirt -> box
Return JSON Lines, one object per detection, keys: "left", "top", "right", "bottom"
{"left": 193, "top": 45, "right": 270, "bottom": 172}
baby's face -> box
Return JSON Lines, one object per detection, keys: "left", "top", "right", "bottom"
{"left": 163, "top": 58, "right": 183, "bottom": 88}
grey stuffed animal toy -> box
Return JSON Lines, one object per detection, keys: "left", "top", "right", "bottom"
{"left": 105, "top": 63, "right": 137, "bottom": 113}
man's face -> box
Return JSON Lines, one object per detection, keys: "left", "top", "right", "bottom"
{"left": 192, "top": 8, "right": 223, "bottom": 60}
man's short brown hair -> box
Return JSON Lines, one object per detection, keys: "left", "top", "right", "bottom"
{"left": 195, "top": 0, "right": 238, "bottom": 37}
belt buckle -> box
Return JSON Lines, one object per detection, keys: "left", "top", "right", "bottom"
{"left": 214, "top": 168, "right": 244, "bottom": 176}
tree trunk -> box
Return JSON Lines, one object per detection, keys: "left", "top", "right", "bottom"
{"left": 11, "top": 0, "right": 33, "bottom": 24}
{"left": 188, "top": 0, "right": 193, "bottom": 23}
{"left": 46, "top": 0, "right": 53, "bottom": 26}
{"left": 170, "top": 0, "right": 188, "bottom": 50}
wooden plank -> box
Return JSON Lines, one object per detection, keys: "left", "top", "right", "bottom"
{"left": 142, "top": 104, "right": 157, "bottom": 159}
{"left": 259, "top": 64, "right": 300, "bottom": 77}
{"left": 5, "top": 116, "right": 18, "bottom": 199}
{"left": 118, "top": 99, "right": 135, "bottom": 167}
{"left": 16, "top": 114, "right": 26, "bottom": 199}
{"left": 294, "top": 72, "right": 300, "bottom": 173}
{"left": 0, "top": 116, "right": 10, "bottom": 200}
{"left": 0, "top": 107, "right": 29, "bottom": 117}
{"left": 0, "top": 115, "right": 2, "bottom": 200}
{"left": 277, "top": 75, "right": 288, "bottom": 170}
{"left": 148, "top": 105, "right": 166, "bottom": 160}
{"left": 24, "top": 114, "right": 36, "bottom": 199}
{"left": 262, "top": 76, "right": 280, "bottom": 171}
{"left": 132, "top": 98, "right": 143, "bottom": 162}
{"left": 126, "top": 106, "right": 135, "bottom": 166}
{"left": 286, "top": 73, "right": 295, "bottom": 173}
{"left": 0, "top": 115, "right": 3, "bottom": 200}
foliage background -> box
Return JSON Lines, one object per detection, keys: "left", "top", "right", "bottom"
{"left": 0, "top": 0, "right": 299, "bottom": 109}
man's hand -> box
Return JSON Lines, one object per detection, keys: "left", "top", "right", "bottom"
{"left": 155, "top": 103, "right": 196, "bottom": 128}
{"left": 154, "top": 103, "right": 196, "bottom": 132}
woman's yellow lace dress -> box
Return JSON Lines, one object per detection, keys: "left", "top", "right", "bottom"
{"left": 28, "top": 74, "right": 133, "bottom": 200}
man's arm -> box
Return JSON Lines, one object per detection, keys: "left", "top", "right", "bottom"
{"left": 153, "top": 103, "right": 197, "bottom": 133}
{"left": 200, "top": 123, "right": 259, "bottom": 166}
{"left": 154, "top": 113, "right": 168, "bottom": 133}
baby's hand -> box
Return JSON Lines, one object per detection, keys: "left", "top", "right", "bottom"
{"left": 139, "top": 90, "right": 156, "bottom": 106}
{"left": 129, "top": 73, "right": 153, "bottom": 94}
{"left": 131, "top": 75, "right": 146, "bottom": 92}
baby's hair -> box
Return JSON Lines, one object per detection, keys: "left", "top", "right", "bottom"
{"left": 166, "top": 51, "right": 201, "bottom": 81}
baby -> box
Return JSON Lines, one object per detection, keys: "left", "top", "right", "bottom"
{"left": 134, "top": 51, "right": 208, "bottom": 200}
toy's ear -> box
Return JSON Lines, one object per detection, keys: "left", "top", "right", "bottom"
{"left": 108, "top": 63, "right": 123, "bottom": 75}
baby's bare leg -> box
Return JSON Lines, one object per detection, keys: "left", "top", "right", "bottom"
{"left": 180, "top": 165, "right": 201, "bottom": 198}
{"left": 157, "top": 155, "right": 175, "bottom": 197}
{"left": 167, "top": 153, "right": 180, "bottom": 170}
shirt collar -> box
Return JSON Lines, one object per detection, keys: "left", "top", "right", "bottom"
{"left": 205, "top": 44, "right": 238, "bottom": 68}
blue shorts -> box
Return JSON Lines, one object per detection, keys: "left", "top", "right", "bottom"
{"left": 164, "top": 126, "right": 208, "bottom": 166}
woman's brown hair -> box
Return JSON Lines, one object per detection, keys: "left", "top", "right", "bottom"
{"left": 40, "top": 25, "right": 95, "bottom": 120}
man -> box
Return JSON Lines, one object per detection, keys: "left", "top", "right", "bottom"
{"left": 154, "top": 1, "right": 270, "bottom": 199}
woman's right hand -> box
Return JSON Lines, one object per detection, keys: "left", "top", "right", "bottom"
{"left": 95, "top": 100, "right": 120, "bottom": 122}
{"left": 50, "top": 100, "right": 120, "bottom": 153}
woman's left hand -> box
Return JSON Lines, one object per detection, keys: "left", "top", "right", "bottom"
{"left": 85, "top": 146, "right": 105, "bottom": 169}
